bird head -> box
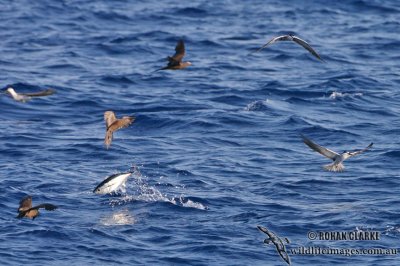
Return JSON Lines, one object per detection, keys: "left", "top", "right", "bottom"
{"left": 342, "top": 151, "right": 353, "bottom": 159}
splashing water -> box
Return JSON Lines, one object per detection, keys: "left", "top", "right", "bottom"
{"left": 245, "top": 100, "right": 269, "bottom": 111}
{"left": 100, "top": 209, "right": 136, "bottom": 226}
{"left": 329, "top": 91, "right": 363, "bottom": 99}
{"left": 109, "top": 166, "right": 207, "bottom": 210}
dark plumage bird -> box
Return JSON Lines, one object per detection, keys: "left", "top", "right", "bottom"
{"left": 251, "top": 34, "right": 324, "bottom": 61}
{"left": 301, "top": 134, "right": 373, "bottom": 172}
{"left": 156, "top": 40, "right": 192, "bottom": 71}
{"left": 6, "top": 87, "right": 56, "bottom": 103}
{"left": 104, "top": 111, "right": 135, "bottom": 149}
{"left": 257, "top": 226, "right": 291, "bottom": 265}
{"left": 17, "top": 195, "right": 57, "bottom": 220}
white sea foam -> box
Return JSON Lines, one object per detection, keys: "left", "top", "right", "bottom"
{"left": 100, "top": 209, "right": 136, "bottom": 226}
{"left": 245, "top": 100, "right": 269, "bottom": 111}
{"left": 384, "top": 225, "right": 400, "bottom": 235}
{"left": 329, "top": 91, "right": 363, "bottom": 99}
{"left": 109, "top": 167, "right": 207, "bottom": 210}
{"left": 177, "top": 197, "right": 208, "bottom": 210}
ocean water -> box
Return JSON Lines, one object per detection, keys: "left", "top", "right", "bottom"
{"left": 0, "top": 0, "right": 399, "bottom": 265}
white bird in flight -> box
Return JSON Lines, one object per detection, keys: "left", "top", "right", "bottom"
{"left": 251, "top": 34, "right": 324, "bottom": 61}
{"left": 301, "top": 134, "right": 373, "bottom": 172}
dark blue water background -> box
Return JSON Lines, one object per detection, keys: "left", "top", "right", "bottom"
{"left": 0, "top": 0, "right": 399, "bottom": 265}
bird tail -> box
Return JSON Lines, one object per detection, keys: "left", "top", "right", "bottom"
{"left": 16, "top": 211, "right": 25, "bottom": 219}
{"left": 323, "top": 163, "right": 345, "bottom": 172}
{"left": 247, "top": 48, "right": 261, "bottom": 56}
{"left": 104, "top": 130, "right": 113, "bottom": 149}
{"left": 152, "top": 66, "right": 169, "bottom": 73}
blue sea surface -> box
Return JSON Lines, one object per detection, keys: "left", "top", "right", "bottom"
{"left": 0, "top": 0, "right": 399, "bottom": 265}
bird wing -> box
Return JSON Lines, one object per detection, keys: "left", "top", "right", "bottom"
{"left": 20, "top": 89, "right": 56, "bottom": 97}
{"left": 169, "top": 40, "right": 185, "bottom": 63}
{"left": 292, "top": 36, "right": 324, "bottom": 61}
{"left": 348, "top": 143, "right": 373, "bottom": 157}
{"left": 275, "top": 245, "right": 291, "bottom": 265}
{"left": 257, "top": 225, "right": 274, "bottom": 238}
{"left": 104, "top": 116, "right": 135, "bottom": 149}
{"left": 273, "top": 236, "right": 291, "bottom": 265}
{"left": 18, "top": 195, "right": 32, "bottom": 212}
{"left": 17, "top": 204, "right": 57, "bottom": 218}
{"left": 104, "top": 111, "right": 117, "bottom": 128}
{"left": 108, "top": 116, "right": 135, "bottom": 131}
{"left": 252, "top": 35, "right": 291, "bottom": 53}
{"left": 33, "top": 203, "right": 58, "bottom": 211}
{"left": 302, "top": 135, "right": 339, "bottom": 160}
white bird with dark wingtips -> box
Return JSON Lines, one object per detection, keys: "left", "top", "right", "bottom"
{"left": 6, "top": 87, "right": 55, "bottom": 103}
{"left": 301, "top": 134, "right": 373, "bottom": 172}
{"left": 251, "top": 34, "right": 324, "bottom": 61}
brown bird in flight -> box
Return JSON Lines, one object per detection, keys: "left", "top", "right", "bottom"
{"left": 104, "top": 111, "right": 135, "bottom": 149}
{"left": 17, "top": 195, "right": 57, "bottom": 220}
{"left": 156, "top": 40, "right": 192, "bottom": 71}
{"left": 251, "top": 34, "right": 324, "bottom": 61}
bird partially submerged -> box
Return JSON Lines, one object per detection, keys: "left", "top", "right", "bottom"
{"left": 6, "top": 87, "right": 55, "bottom": 103}
{"left": 17, "top": 195, "right": 57, "bottom": 220}
{"left": 104, "top": 111, "right": 135, "bottom": 149}
{"left": 301, "top": 134, "right": 373, "bottom": 172}
{"left": 156, "top": 40, "right": 192, "bottom": 71}
{"left": 251, "top": 34, "right": 324, "bottom": 61}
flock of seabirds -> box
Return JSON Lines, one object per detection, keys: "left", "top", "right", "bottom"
{"left": 6, "top": 34, "right": 374, "bottom": 265}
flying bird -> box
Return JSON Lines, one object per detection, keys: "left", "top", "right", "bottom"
{"left": 17, "top": 195, "right": 57, "bottom": 220}
{"left": 6, "top": 87, "right": 55, "bottom": 103}
{"left": 156, "top": 40, "right": 192, "bottom": 71}
{"left": 104, "top": 111, "right": 135, "bottom": 149}
{"left": 301, "top": 134, "right": 373, "bottom": 172}
{"left": 251, "top": 34, "right": 324, "bottom": 61}
{"left": 257, "top": 226, "right": 291, "bottom": 265}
